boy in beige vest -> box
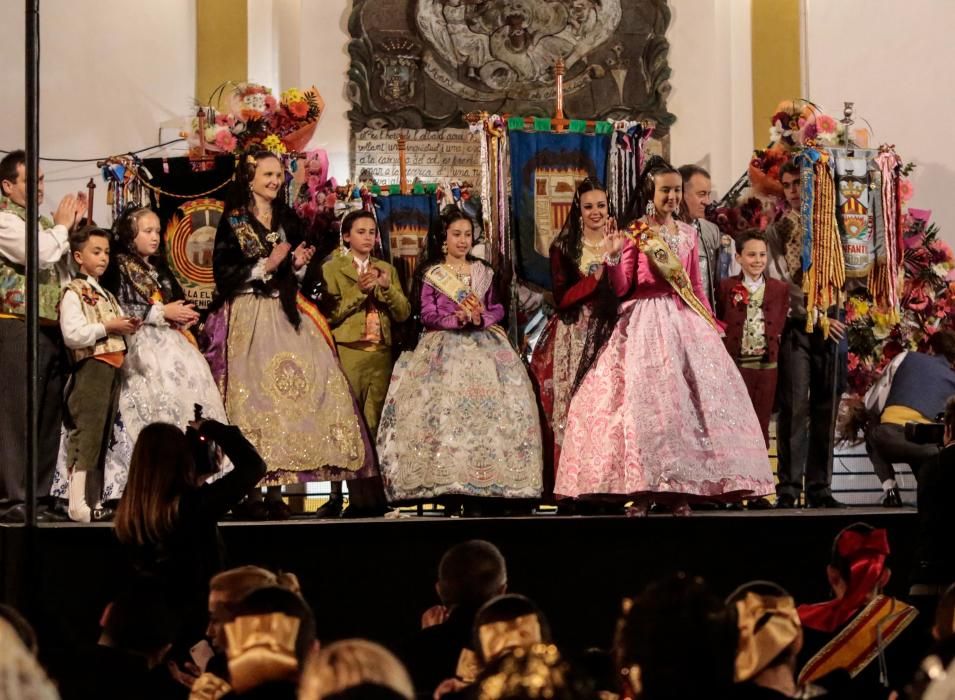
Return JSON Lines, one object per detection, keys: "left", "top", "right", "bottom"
{"left": 60, "top": 227, "right": 140, "bottom": 521}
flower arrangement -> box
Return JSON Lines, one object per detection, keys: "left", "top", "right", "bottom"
{"left": 839, "top": 211, "right": 955, "bottom": 441}
{"left": 292, "top": 149, "right": 339, "bottom": 233}
{"left": 186, "top": 83, "right": 325, "bottom": 156}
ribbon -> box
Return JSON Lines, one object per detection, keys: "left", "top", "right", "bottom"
{"left": 735, "top": 592, "right": 801, "bottom": 681}
{"left": 798, "top": 528, "right": 890, "bottom": 633}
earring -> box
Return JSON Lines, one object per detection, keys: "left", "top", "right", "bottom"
{"left": 645, "top": 200, "right": 656, "bottom": 218}
{"left": 579, "top": 216, "right": 584, "bottom": 232}
{"left": 441, "top": 241, "right": 448, "bottom": 254}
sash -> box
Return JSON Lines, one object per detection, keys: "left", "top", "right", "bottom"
{"left": 625, "top": 221, "right": 718, "bottom": 330}
{"left": 296, "top": 292, "right": 335, "bottom": 352}
{"left": 797, "top": 595, "right": 918, "bottom": 685}
{"left": 424, "top": 264, "right": 477, "bottom": 307}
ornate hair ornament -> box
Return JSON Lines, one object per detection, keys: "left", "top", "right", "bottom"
{"left": 246, "top": 154, "right": 258, "bottom": 167}
{"left": 477, "top": 644, "right": 565, "bottom": 700}
{"left": 478, "top": 614, "right": 544, "bottom": 663}
{"left": 734, "top": 592, "right": 801, "bottom": 682}
{"left": 225, "top": 612, "right": 300, "bottom": 693}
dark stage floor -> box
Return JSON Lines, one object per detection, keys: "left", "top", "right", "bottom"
{"left": 0, "top": 507, "right": 919, "bottom": 664}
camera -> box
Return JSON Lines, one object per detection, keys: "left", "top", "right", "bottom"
{"left": 904, "top": 420, "right": 945, "bottom": 445}
{"left": 185, "top": 403, "right": 219, "bottom": 476}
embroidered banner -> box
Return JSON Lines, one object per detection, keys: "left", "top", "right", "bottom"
{"left": 164, "top": 197, "right": 223, "bottom": 309}
{"left": 375, "top": 193, "right": 441, "bottom": 294}
{"left": 508, "top": 129, "right": 610, "bottom": 289}
{"left": 831, "top": 148, "right": 876, "bottom": 278}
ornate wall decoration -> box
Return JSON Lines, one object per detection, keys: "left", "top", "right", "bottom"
{"left": 347, "top": 0, "right": 674, "bottom": 132}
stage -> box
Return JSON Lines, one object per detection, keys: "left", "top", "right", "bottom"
{"left": 0, "top": 507, "right": 920, "bottom": 667}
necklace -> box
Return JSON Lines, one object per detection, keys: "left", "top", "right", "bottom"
{"left": 445, "top": 258, "right": 470, "bottom": 274}
{"left": 582, "top": 236, "right": 603, "bottom": 249}
{"left": 650, "top": 219, "right": 681, "bottom": 253}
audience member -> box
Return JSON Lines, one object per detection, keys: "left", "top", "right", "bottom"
{"left": 911, "top": 397, "right": 955, "bottom": 592}
{"left": 114, "top": 419, "right": 266, "bottom": 647}
{"left": 57, "top": 580, "right": 176, "bottom": 700}
{"left": 0, "top": 603, "right": 39, "bottom": 656}
{"left": 0, "top": 617, "right": 60, "bottom": 700}
{"left": 473, "top": 644, "right": 593, "bottom": 700}
{"left": 401, "top": 540, "right": 507, "bottom": 698}
{"left": 615, "top": 573, "right": 737, "bottom": 700}
{"left": 727, "top": 580, "right": 843, "bottom": 699}
{"left": 863, "top": 329, "right": 955, "bottom": 506}
{"left": 797, "top": 523, "right": 923, "bottom": 699}
{"left": 933, "top": 584, "right": 955, "bottom": 642}
{"left": 299, "top": 639, "right": 414, "bottom": 700}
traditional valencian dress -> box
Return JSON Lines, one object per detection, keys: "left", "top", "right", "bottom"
{"left": 530, "top": 241, "right": 606, "bottom": 476}
{"left": 51, "top": 255, "right": 232, "bottom": 501}
{"left": 204, "top": 207, "right": 374, "bottom": 484}
{"left": 556, "top": 220, "right": 774, "bottom": 501}
{"left": 377, "top": 261, "right": 543, "bottom": 502}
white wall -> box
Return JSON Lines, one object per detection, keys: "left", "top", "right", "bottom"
{"left": 805, "top": 0, "right": 955, "bottom": 242}
{"left": 668, "top": 0, "right": 754, "bottom": 198}
{"left": 0, "top": 0, "right": 195, "bottom": 224}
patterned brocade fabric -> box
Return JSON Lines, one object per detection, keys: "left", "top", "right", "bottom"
{"left": 741, "top": 285, "right": 768, "bottom": 358}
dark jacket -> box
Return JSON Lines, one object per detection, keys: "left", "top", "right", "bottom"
{"left": 716, "top": 274, "right": 790, "bottom": 362}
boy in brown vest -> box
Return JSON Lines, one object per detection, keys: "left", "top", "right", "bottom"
{"left": 60, "top": 227, "right": 140, "bottom": 521}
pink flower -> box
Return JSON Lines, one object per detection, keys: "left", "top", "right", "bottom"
{"left": 908, "top": 207, "right": 932, "bottom": 223}
{"left": 900, "top": 179, "right": 915, "bottom": 203}
{"left": 816, "top": 115, "right": 838, "bottom": 133}
{"left": 214, "top": 130, "right": 237, "bottom": 152}
{"left": 264, "top": 95, "right": 277, "bottom": 112}
{"left": 307, "top": 175, "right": 322, "bottom": 193}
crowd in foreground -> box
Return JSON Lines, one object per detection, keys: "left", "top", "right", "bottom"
{"left": 3, "top": 532, "right": 955, "bottom": 700}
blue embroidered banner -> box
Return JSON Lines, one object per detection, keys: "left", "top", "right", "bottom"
{"left": 509, "top": 130, "right": 610, "bottom": 289}
{"left": 375, "top": 193, "right": 440, "bottom": 293}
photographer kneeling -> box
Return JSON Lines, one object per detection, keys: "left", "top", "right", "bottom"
{"left": 863, "top": 329, "right": 955, "bottom": 506}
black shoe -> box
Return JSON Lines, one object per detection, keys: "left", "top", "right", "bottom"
{"left": 341, "top": 505, "right": 387, "bottom": 519}
{"left": 313, "top": 496, "right": 344, "bottom": 519}
{"left": 746, "top": 497, "right": 772, "bottom": 510}
{"left": 91, "top": 505, "right": 115, "bottom": 522}
{"left": 882, "top": 487, "right": 903, "bottom": 508}
{"left": 806, "top": 494, "right": 846, "bottom": 509}
{"left": 775, "top": 494, "right": 797, "bottom": 509}
{"left": 231, "top": 498, "right": 269, "bottom": 521}
{"left": 1, "top": 503, "right": 72, "bottom": 523}
{"left": 265, "top": 499, "right": 292, "bottom": 521}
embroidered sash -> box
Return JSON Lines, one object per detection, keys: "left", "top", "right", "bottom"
{"left": 625, "top": 221, "right": 718, "bottom": 330}
{"left": 797, "top": 595, "right": 918, "bottom": 685}
{"left": 424, "top": 264, "right": 479, "bottom": 307}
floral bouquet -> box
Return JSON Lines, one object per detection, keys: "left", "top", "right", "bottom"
{"left": 839, "top": 211, "right": 955, "bottom": 442}
{"left": 186, "top": 83, "right": 325, "bottom": 156}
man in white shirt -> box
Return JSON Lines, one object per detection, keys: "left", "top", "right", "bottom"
{"left": 0, "top": 149, "right": 81, "bottom": 522}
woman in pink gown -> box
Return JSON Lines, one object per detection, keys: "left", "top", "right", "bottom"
{"left": 555, "top": 157, "right": 774, "bottom": 515}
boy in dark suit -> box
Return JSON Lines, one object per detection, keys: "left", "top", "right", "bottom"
{"left": 716, "top": 230, "right": 790, "bottom": 447}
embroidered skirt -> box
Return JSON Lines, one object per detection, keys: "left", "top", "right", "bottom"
{"left": 377, "top": 327, "right": 543, "bottom": 502}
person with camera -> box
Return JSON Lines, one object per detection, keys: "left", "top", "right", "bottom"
{"left": 114, "top": 418, "right": 266, "bottom": 650}
{"left": 912, "top": 395, "right": 955, "bottom": 590}
{"left": 863, "top": 329, "right": 955, "bottom": 506}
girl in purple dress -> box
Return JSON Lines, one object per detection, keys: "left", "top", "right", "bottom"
{"left": 376, "top": 207, "right": 543, "bottom": 508}
{"left": 556, "top": 158, "right": 773, "bottom": 515}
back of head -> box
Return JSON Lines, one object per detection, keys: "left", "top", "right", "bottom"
{"left": 103, "top": 578, "right": 177, "bottom": 657}
{"left": 114, "top": 422, "right": 195, "bottom": 547}
{"left": 616, "top": 573, "right": 737, "bottom": 700}
{"left": 437, "top": 540, "right": 507, "bottom": 609}
{"left": 211, "top": 566, "right": 300, "bottom": 603}
{"left": 726, "top": 581, "right": 802, "bottom": 682}
{"left": 232, "top": 586, "right": 316, "bottom": 669}
{"left": 936, "top": 583, "right": 955, "bottom": 642}
{"left": 0, "top": 605, "right": 37, "bottom": 657}
{"left": 0, "top": 617, "right": 60, "bottom": 700}
{"left": 298, "top": 639, "right": 414, "bottom": 700}
{"left": 930, "top": 329, "right": 955, "bottom": 365}
{"left": 830, "top": 522, "right": 883, "bottom": 584}
{"left": 474, "top": 644, "right": 592, "bottom": 700}
{"left": 473, "top": 595, "right": 551, "bottom": 665}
